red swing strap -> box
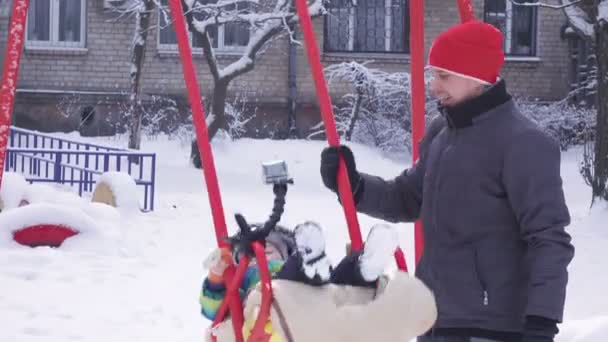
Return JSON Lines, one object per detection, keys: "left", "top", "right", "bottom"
{"left": 409, "top": 0, "right": 425, "bottom": 265}
{"left": 295, "top": 0, "right": 407, "bottom": 272}
{"left": 294, "top": 0, "right": 363, "bottom": 251}
{"left": 409, "top": 0, "right": 475, "bottom": 265}
{"left": 0, "top": 0, "right": 29, "bottom": 191}
{"left": 167, "top": 0, "right": 228, "bottom": 248}
{"left": 167, "top": 1, "right": 271, "bottom": 341}
{"left": 209, "top": 243, "right": 273, "bottom": 342}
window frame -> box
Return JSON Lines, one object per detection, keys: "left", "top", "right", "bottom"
{"left": 323, "top": 0, "right": 409, "bottom": 54}
{"left": 25, "top": 0, "right": 87, "bottom": 50}
{"left": 483, "top": 0, "right": 538, "bottom": 58}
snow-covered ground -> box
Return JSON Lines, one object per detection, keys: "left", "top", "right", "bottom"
{"left": 0, "top": 133, "right": 606, "bottom": 342}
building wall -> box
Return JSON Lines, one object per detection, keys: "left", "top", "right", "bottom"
{"left": 295, "top": 0, "right": 570, "bottom": 103}
{"left": 0, "top": 0, "right": 571, "bottom": 135}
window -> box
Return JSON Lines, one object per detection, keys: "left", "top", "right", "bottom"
{"left": 26, "top": 0, "right": 86, "bottom": 49}
{"left": 324, "top": 0, "right": 409, "bottom": 54}
{"left": 484, "top": 0, "right": 537, "bottom": 56}
{"left": 158, "top": 0, "right": 250, "bottom": 52}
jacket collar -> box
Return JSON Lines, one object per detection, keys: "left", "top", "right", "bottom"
{"left": 439, "top": 79, "right": 512, "bottom": 129}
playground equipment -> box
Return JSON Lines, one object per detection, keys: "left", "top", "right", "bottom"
{"left": 0, "top": 0, "right": 476, "bottom": 339}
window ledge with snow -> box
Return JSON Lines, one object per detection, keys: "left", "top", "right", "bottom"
{"left": 505, "top": 56, "right": 541, "bottom": 63}
{"left": 25, "top": 46, "right": 88, "bottom": 56}
{"left": 322, "top": 52, "right": 410, "bottom": 64}
{"left": 156, "top": 48, "right": 245, "bottom": 58}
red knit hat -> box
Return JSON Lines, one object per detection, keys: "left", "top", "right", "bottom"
{"left": 428, "top": 21, "right": 504, "bottom": 85}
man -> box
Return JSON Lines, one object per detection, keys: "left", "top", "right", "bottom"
{"left": 319, "top": 21, "right": 574, "bottom": 342}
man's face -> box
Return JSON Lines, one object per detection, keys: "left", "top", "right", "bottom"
{"left": 430, "top": 68, "right": 485, "bottom": 107}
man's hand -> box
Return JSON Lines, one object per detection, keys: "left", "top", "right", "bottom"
{"left": 320, "top": 145, "right": 361, "bottom": 197}
{"left": 521, "top": 315, "right": 558, "bottom": 342}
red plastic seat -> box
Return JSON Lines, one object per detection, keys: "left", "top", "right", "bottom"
{"left": 12, "top": 224, "right": 79, "bottom": 248}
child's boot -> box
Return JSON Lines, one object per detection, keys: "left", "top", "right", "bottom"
{"left": 359, "top": 224, "right": 399, "bottom": 282}
{"left": 294, "top": 221, "right": 332, "bottom": 284}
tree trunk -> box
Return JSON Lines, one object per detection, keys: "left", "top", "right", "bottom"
{"left": 593, "top": 19, "right": 608, "bottom": 202}
{"left": 207, "top": 80, "right": 230, "bottom": 140}
{"left": 128, "top": 0, "right": 154, "bottom": 158}
{"left": 345, "top": 92, "right": 363, "bottom": 141}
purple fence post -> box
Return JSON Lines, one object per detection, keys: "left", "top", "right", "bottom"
{"left": 103, "top": 154, "right": 109, "bottom": 172}
{"left": 54, "top": 152, "right": 62, "bottom": 183}
{"left": 150, "top": 155, "right": 156, "bottom": 211}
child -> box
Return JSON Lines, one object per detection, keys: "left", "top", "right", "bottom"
{"left": 200, "top": 220, "right": 398, "bottom": 320}
{"left": 200, "top": 184, "right": 437, "bottom": 341}
{"left": 200, "top": 223, "right": 298, "bottom": 321}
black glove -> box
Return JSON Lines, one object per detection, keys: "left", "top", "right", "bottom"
{"left": 521, "top": 315, "right": 558, "bottom": 342}
{"left": 320, "top": 145, "right": 363, "bottom": 202}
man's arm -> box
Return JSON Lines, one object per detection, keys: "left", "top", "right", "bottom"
{"left": 355, "top": 117, "right": 445, "bottom": 223}
{"left": 502, "top": 129, "right": 575, "bottom": 324}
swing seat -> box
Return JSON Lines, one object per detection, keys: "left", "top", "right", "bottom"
{"left": 211, "top": 272, "right": 437, "bottom": 342}
{"left": 158, "top": 0, "right": 475, "bottom": 340}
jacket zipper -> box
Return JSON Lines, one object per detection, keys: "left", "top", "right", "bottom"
{"left": 473, "top": 248, "right": 489, "bottom": 306}
{"left": 427, "top": 129, "right": 454, "bottom": 312}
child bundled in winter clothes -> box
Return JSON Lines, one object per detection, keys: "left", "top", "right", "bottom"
{"left": 201, "top": 221, "right": 437, "bottom": 342}
{"left": 200, "top": 184, "right": 437, "bottom": 341}
{"left": 201, "top": 220, "right": 394, "bottom": 318}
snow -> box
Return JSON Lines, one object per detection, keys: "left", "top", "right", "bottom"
{"left": 186, "top": 0, "right": 325, "bottom": 81}
{"left": 599, "top": 0, "right": 608, "bottom": 23}
{"left": 218, "top": 57, "right": 253, "bottom": 80}
{"left": 564, "top": 4, "right": 595, "bottom": 40}
{"left": 97, "top": 171, "right": 141, "bottom": 211}
{"left": 0, "top": 133, "right": 606, "bottom": 342}
{"left": 0, "top": 172, "right": 28, "bottom": 211}
{"left": 0, "top": 203, "right": 104, "bottom": 248}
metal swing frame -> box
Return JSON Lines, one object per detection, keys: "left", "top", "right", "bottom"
{"left": 0, "top": 0, "right": 475, "bottom": 341}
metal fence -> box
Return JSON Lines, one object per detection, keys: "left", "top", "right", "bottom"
{"left": 5, "top": 126, "right": 157, "bottom": 211}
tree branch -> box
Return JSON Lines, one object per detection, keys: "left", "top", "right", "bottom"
{"left": 562, "top": 0, "right": 596, "bottom": 41}
{"left": 182, "top": 0, "right": 221, "bottom": 81}
{"left": 187, "top": 0, "right": 324, "bottom": 82}
{"left": 508, "top": 0, "right": 584, "bottom": 9}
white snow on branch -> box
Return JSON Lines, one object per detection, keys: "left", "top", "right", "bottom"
{"left": 218, "top": 57, "right": 254, "bottom": 79}
{"left": 188, "top": 0, "right": 324, "bottom": 80}
{"left": 509, "top": 0, "right": 583, "bottom": 9}
{"left": 599, "top": 0, "right": 608, "bottom": 23}
{"left": 564, "top": 1, "right": 595, "bottom": 40}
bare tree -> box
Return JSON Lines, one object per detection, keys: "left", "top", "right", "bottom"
{"left": 176, "top": 0, "right": 326, "bottom": 140}
{"left": 128, "top": 0, "right": 158, "bottom": 157}
{"left": 322, "top": 61, "right": 435, "bottom": 152}
{"left": 511, "top": 0, "right": 608, "bottom": 203}
{"left": 107, "top": 0, "right": 162, "bottom": 157}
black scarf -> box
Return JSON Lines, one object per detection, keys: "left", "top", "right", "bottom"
{"left": 439, "top": 79, "right": 512, "bottom": 129}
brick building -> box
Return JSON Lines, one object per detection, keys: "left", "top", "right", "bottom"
{"left": 0, "top": 0, "right": 571, "bottom": 137}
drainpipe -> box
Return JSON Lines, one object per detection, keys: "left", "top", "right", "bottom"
{"left": 287, "top": 24, "right": 298, "bottom": 139}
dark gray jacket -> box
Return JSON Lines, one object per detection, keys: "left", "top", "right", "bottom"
{"left": 356, "top": 83, "right": 574, "bottom": 334}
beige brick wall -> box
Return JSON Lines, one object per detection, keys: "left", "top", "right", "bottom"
{"left": 0, "top": 0, "right": 572, "bottom": 133}
{"left": 9, "top": 1, "right": 290, "bottom": 103}
{"left": 300, "top": 0, "right": 570, "bottom": 103}
{"left": 15, "top": 1, "right": 131, "bottom": 91}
